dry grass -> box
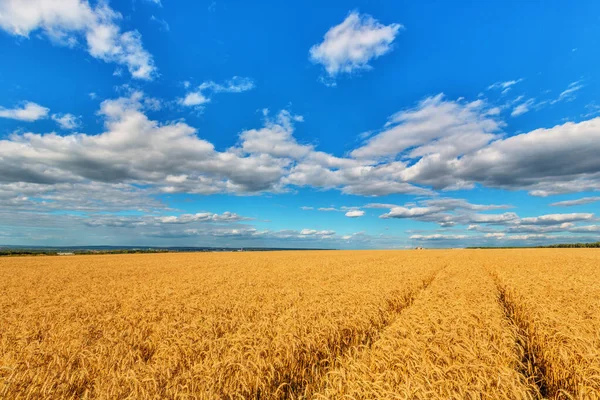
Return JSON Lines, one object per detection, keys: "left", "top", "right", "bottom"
{"left": 0, "top": 249, "right": 599, "bottom": 399}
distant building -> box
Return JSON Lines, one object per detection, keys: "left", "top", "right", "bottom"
{"left": 57, "top": 252, "right": 74, "bottom": 256}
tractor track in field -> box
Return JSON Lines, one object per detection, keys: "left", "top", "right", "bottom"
{"left": 493, "top": 275, "right": 549, "bottom": 399}
{"left": 264, "top": 266, "right": 446, "bottom": 399}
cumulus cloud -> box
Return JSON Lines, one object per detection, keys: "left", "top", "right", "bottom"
{"left": 0, "top": 91, "right": 288, "bottom": 194}
{"left": 0, "top": 101, "right": 49, "bottom": 121}
{"left": 1, "top": 89, "right": 600, "bottom": 213}
{"left": 82, "top": 211, "right": 250, "bottom": 229}
{"left": 569, "top": 225, "right": 600, "bottom": 233}
{"left": 143, "top": 226, "right": 351, "bottom": 247}
{"left": 309, "top": 11, "right": 402, "bottom": 78}
{"left": 181, "top": 76, "right": 255, "bottom": 107}
{"left": 0, "top": 0, "right": 156, "bottom": 79}
{"left": 351, "top": 94, "right": 502, "bottom": 160}
{"left": 238, "top": 110, "right": 310, "bottom": 159}
{"left": 345, "top": 210, "right": 365, "bottom": 218}
{"left": 0, "top": 182, "right": 164, "bottom": 213}
{"left": 378, "top": 196, "right": 596, "bottom": 239}
{"left": 2, "top": 206, "right": 372, "bottom": 248}
{"left": 381, "top": 206, "right": 440, "bottom": 219}
{"left": 519, "top": 213, "right": 594, "bottom": 225}
{"left": 0, "top": 92, "right": 417, "bottom": 200}
{"left": 377, "top": 198, "right": 515, "bottom": 227}
{"left": 51, "top": 113, "right": 80, "bottom": 129}
{"left": 401, "top": 115, "right": 600, "bottom": 196}
{"left": 409, "top": 210, "right": 597, "bottom": 245}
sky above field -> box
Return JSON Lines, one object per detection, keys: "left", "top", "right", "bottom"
{"left": 1, "top": 0, "right": 600, "bottom": 249}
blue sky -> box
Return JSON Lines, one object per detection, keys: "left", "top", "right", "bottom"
{"left": 1, "top": 0, "right": 599, "bottom": 248}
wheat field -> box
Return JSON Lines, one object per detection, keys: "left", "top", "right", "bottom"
{"left": 1, "top": 249, "right": 599, "bottom": 399}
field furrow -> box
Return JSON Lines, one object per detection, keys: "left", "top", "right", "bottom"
{"left": 313, "top": 260, "right": 541, "bottom": 399}
{"left": 488, "top": 249, "right": 600, "bottom": 399}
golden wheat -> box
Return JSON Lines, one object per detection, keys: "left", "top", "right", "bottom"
{"left": 314, "top": 259, "right": 540, "bottom": 399}
{"left": 487, "top": 249, "right": 600, "bottom": 399}
{"left": 0, "top": 249, "right": 599, "bottom": 399}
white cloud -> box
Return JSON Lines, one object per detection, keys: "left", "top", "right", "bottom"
{"left": 238, "top": 110, "right": 311, "bottom": 159}
{"left": 352, "top": 94, "right": 502, "bottom": 160}
{"left": 300, "top": 206, "right": 314, "bottom": 210}
{"left": 381, "top": 206, "right": 440, "bottom": 219}
{"left": 519, "top": 213, "right": 594, "bottom": 225}
{"left": 181, "top": 92, "right": 210, "bottom": 107}
{"left": 401, "top": 114, "right": 600, "bottom": 195}
{"left": 511, "top": 98, "right": 535, "bottom": 117}
{"left": 410, "top": 234, "right": 468, "bottom": 240}
{"left": 0, "top": 91, "right": 283, "bottom": 193}
{"left": 468, "top": 212, "right": 519, "bottom": 224}
{"left": 299, "top": 229, "right": 335, "bottom": 236}
{"left": 488, "top": 78, "right": 523, "bottom": 94}
{"left": 364, "top": 203, "right": 399, "bottom": 209}
{"left": 157, "top": 211, "right": 249, "bottom": 224}
{"left": 51, "top": 113, "right": 80, "bottom": 129}
{"left": 424, "top": 198, "right": 511, "bottom": 211}
{"left": 552, "top": 81, "right": 584, "bottom": 104}
{"left": 569, "top": 225, "right": 600, "bottom": 233}
{"left": 377, "top": 199, "right": 516, "bottom": 228}
{"left": 550, "top": 197, "right": 600, "bottom": 207}
{"left": 309, "top": 11, "right": 402, "bottom": 78}
{"left": 0, "top": 101, "right": 49, "bottom": 121}
{"left": 0, "top": 182, "right": 164, "bottom": 213}
{"left": 0, "top": 0, "right": 156, "bottom": 79}
{"left": 345, "top": 210, "right": 364, "bottom": 218}
{"left": 180, "top": 76, "right": 255, "bottom": 107}
{"left": 2, "top": 89, "right": 600, "bottom": 207}
{"left": 201, "top": 77, "right": 256, "bottom": 93}
{"left": 150, "top": 15, "right": 169, "bottom": 31}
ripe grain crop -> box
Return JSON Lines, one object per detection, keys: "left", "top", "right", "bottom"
{"left": 0, "top": 251, "right": 440, "bottom": 399}
{"left": 0, "top": 249, "right": 599, "bottom": 399}
{"left": 314, "top": 259, "right": 540, "bottom": 399}
{"left": 487, "top": 249, "right": 600, "bottom": 399}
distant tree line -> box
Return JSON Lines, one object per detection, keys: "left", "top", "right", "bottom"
{"left": 0, "top": 249, "right": 168, "bottom": 256}
{"left": 0, "top": 247, "right": 332, "bottom": 257}
{"left": 542, "top": 242, "right": 600, "bottom": 248}
{"left": 467, "top": 242, "right": 600, "bottom": 249}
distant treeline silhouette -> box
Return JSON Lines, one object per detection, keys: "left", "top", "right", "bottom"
{"left": 543, "top": 242, "right": 600, "bottom": 248}
{"left": 467, "top": 242, "right": 600, "bottom": 249}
